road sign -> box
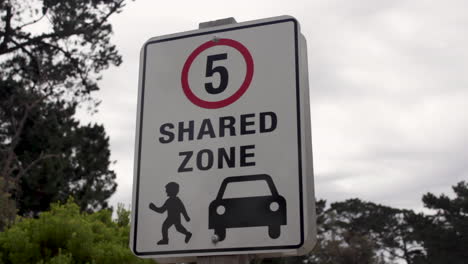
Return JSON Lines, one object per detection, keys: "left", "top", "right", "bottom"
{"left": 131, "top": 16, "right": 316, "bottom": 262}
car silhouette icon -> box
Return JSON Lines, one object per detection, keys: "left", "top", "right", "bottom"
{"left": 208, "top": 174, "right": 287, "bottom": 242}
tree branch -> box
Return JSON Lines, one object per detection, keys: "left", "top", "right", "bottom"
{"left": 15, "top": 13, "right": 47, "bottom": 30}
{"left": 0, "top": 4, "right": 13, "bottom": 52}
{"left": 0, "top": 93, "right": 45, "bottom": 180}
{"left": 39, "top": 39, "right": 90, "bottom": 86}
{"left": 15, "top": 152, "right": 59, "bottom": 180}
{"left": 0, "top": 1, "right": 125, "bottom": 56}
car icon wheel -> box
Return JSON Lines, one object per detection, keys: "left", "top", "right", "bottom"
{"left": 215, "top": 228, "right": 226, "bottom": 241}
{"left": 268, "top": 225, "right": 280, "bottom": 239}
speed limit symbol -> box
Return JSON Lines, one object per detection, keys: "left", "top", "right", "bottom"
{"left": 181, "top": 38, "right": 254, "bottom": 109}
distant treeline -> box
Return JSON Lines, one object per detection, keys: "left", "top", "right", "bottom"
{"left": 263, "top": 181, "right": 468, "bottom": 264}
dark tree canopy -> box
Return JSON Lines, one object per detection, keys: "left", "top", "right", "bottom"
{"left": 299, "top": 183, "right": 468, "bottom": 264}
{"left": 11, "top": 90, "right": 117, "bottom": 215}
{"left": 0, "top": 0, "right": 126, "bottom": 219}
{"left": 0, "top": 0, "right": 123, "bottom": 101}
{"left": 410, "top": 181, "right": 468, "bottom": 264}
{"left": 327, "top": 199, "right": 425, "bottom": 264}
{"left": 300, "top": 198, "right": 428, "bottom": 264}
{"left": 308, "top": 199, "right": 387, "bottom": 264}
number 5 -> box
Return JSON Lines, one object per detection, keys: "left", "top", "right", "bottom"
{"left": 205, "top": 53, "right": 229, "bottom": 94}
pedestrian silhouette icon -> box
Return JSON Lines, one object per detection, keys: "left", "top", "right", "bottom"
{"left": 149, "top": 182, "right": 192, "bottom": 245}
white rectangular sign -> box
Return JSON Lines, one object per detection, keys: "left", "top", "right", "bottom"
{"left": 131, "top": 16, "right": 316, "bottom": 261}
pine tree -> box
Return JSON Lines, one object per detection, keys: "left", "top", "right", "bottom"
{"left": 410, "top": 181, "right": 468, "bottom": 264}
{"left": 0, "top": 0, "right": 126, "bottom": 216}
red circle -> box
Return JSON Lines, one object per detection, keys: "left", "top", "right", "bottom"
{"left": 181, "top": 38, "right": 254, "bottom": 109}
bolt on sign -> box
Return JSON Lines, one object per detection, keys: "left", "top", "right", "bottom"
{"left": 130, "top": 15, "right": 316, "bottom": 262}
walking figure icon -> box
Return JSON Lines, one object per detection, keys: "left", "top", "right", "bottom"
{"left": 149, "top": 182, "right": 192, "bottom": 245}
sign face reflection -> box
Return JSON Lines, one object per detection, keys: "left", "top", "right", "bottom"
{"left": 130, "top": 15, "right": 316, "bottom": 261}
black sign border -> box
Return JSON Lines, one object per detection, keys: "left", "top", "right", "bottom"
{"left": 134, "top": 18, "right": 304, "bottom": 256}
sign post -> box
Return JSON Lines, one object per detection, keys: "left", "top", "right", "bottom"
{"left": 131, "top": 16, "right": 316, "bottom": 263}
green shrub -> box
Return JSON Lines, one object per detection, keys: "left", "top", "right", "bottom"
{"left": 0, "top": 199, "right": 154, "bottom": 264}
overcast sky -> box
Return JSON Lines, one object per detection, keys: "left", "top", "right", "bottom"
{"left": 78, "top": 0, "right": 468, "bottom": 211}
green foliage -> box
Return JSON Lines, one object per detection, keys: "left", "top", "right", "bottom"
{"left": 302, "top": 183, "right": 468, "bottom": 264}
{"left": 307, "top": 200, "right": 386, "bottom": 264}
{"left": 298, "top": 198, "right": 429, "bottom": 264}
{"left": 326, "top": 199, "right": 424, "bottom": 264}
{"left": 410, "top": 181, "right": 468, "bottom": 264}
{"left": 0, "top": 177, "right": 16, "bottom": 231}
{"left": 116, "top": 203, "right": 131, "bottom": 228}
{"left": 0, "top": 0, "right": 124, "bottom": 216}
{"left": 0, "top": 199, "right": 154, "bottom": 264}
{"left": 14, "top": 95, "right": 117, "bottom": 215}
{"left": 0, "top": 0, "right": 123, "bottom": 99}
